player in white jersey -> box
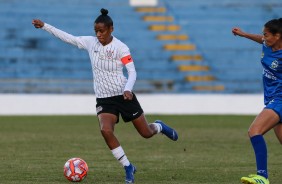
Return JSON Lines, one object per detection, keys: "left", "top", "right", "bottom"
{"left": 32, "top": 8, "right": 178, "bottom": 184}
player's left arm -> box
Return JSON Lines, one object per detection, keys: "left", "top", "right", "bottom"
{"left": 122, "top": 55, "right": 136, "bottom": 100}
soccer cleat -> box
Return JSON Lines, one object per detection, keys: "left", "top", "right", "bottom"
{"left": 241, "top": 174, "right": 269, "bottom": 184}
{"left": 124, "top": 163, "right": 137, "bottom": 183}
{"left": 155, "top": 120, "right": 178, "bottom": 141}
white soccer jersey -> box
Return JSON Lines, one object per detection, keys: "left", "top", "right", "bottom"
{"left": 42, "top": 23, "right": 136, "bottom": 98}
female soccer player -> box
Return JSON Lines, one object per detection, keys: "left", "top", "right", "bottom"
{"left": 32, "top": 8, "right": 178, "bottom": 184}
{"left": 232, "top": 18, "right": 282, "bottom": 184}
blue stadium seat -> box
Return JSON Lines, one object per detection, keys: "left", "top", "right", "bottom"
{"left": 0, "top": 0, "right": 281, "bottom": 93}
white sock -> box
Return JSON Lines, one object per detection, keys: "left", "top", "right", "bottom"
{"left": 152, "top": 122, "right": 162, "bottom": 133}
{"left": 111, "top": 146, "right": 130, "bottom": 167}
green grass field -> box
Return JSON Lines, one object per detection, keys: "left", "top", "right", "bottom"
{"left": 0, "top": 115, "right": 281, "bottom": 184}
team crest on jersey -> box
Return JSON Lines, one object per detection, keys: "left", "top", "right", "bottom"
{"left": 98, "top": 50, "right": 114, "bottom": 60}
{"left": 270, "top": 60, "right": 278, "bottom": 71}
{"left": 106, "top": 50, "right": 114, "bottom": 60}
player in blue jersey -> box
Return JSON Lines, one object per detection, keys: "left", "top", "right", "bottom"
{"left": 232, "top": 18, "right": 282, "bottom": 184}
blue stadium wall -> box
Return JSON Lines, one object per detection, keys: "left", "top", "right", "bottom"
{"left": 0, "top": 0, "right": 280, "bottom": 94}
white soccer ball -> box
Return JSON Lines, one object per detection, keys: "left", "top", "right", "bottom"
{"left": 64, "top": 158, "right": 88, "bottom": 182}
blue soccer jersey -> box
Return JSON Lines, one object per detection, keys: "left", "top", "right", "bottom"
{"left": 261, "top": 42, "right": 282, "bottom": 105}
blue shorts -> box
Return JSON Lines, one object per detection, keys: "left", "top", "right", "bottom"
{"left": 264, "top": 98, "right": 282, "bottom": 123}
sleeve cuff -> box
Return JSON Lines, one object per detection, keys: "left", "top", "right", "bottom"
{"left": 42, "top": 23, "right": 51, "bottom": 30}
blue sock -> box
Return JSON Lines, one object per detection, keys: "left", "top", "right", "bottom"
{"left": 250, "top": 135, "right": 268, "bottom": 179}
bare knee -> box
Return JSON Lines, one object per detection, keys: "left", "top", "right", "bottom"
{"left": 248, "top": 123, "right": 265, "bottom": 137}
{"left": 248, "top": 128, "right": 262, "bottom": 138}
{"left": 248, "top": 129, "right": 256, "bottom": 138}
{"left": 100, "top": 128, "right": 114, "bottom": 138}
{"left": 248, "top": 109, "right": 279, "bottom": 137}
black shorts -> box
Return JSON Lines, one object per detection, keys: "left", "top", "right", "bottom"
{"left": 96, "top": 93, "right": 144, "bottom": 123}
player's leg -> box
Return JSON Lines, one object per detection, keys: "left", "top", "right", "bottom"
{"left": 274, "top": 123, "right": 282, "bottom": 144}
{"left": 248, "top": 109, "right": 279, "bottom": 137}
{"left": 265, "top": 99, "right": 282, "bottom": 144}
{"left": 131, "top": 114, "right": 158, "bottom": 138}
{"left": 131, "top": 114, "right": 178, "bottom": 141}
{"left": 98, "top": 112, "right": 134, "bottom": 183}
{"left": 241, "top": 109, "right": 279, "bottom": 184}
{"left": 98, "top": 113, "right": 120, "bottom": 149}
{"left": 121, "top": 93, "right": 178, "bottom": 141}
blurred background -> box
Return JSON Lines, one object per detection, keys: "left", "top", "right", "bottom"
{"left": 0, "top": 0, "right": 281, "bottom": 95}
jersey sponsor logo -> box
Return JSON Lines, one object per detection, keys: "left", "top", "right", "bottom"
{"left": 263, "top": 68, "right": 277, "bottom": 80}
{"left": 98, "top": 50, "right": 114, "bottom": 61}
{"left": 99, "top": 53, "right": 105, "bottom": 60}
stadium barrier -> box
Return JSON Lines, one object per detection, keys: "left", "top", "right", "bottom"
{"left": 0, "top": 94, "right": 263, "bottom": 115}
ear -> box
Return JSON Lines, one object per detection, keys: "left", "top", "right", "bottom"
{"left": 110, "top": 26, "right": 114, "bottom": 33}
{"left": 275, "top": 33, "right": 281, "bottom": 40}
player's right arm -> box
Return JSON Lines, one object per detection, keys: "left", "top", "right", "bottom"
{"left": 32, "top": 19, "right": 89, "bottom": 49}
{"left": 232, "top": 27, "right": 263, "bottom": 44}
